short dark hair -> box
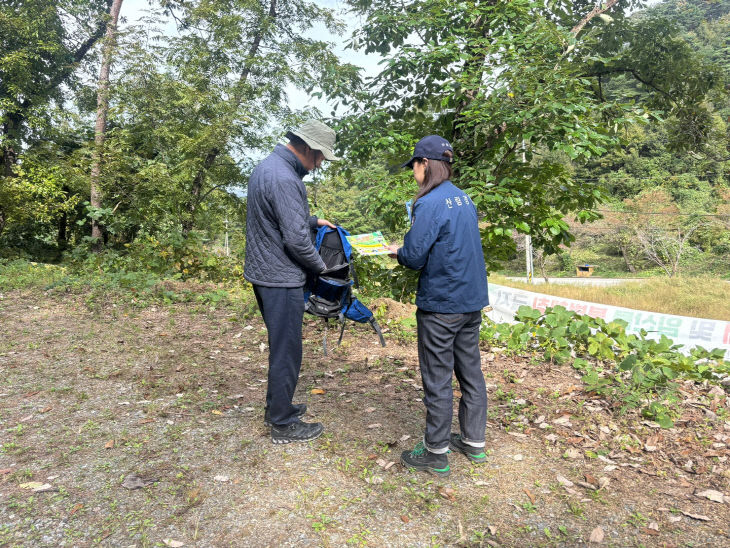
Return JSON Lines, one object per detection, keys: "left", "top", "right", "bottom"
{"left": 414, "top": 150, "right": 453, "bottom": 202}
{"left": 287, "top": 133, "right": 309, "bottom": 154}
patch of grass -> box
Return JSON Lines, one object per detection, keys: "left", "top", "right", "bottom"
{"left": 491, "top": 274, "right": 730, "bottom": 320}
{"left": 0, "top": 259, "right": 67, "bottom": 290}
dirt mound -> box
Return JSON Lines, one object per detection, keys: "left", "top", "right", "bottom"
{"left": 369, "top": 297, "right": 416, "bottom": 322}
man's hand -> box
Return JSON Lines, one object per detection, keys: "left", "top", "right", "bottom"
{"left": 317, "top": 218, "right": 336, "bottom": 229}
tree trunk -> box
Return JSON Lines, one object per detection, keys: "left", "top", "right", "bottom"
{"left": 2, "top": 115, "right": 21, "bottom": 177}
{"left": 181, "top": 0, "right": 277, "bottom": 236}
{"left": 90, "top": 0, "right": 123, "bottom": 252}
{"left": 619, "top": 245, "right": 636, "bottom": 273}
{"left": 57, "top": 187, "right": 69, "bottom": 250}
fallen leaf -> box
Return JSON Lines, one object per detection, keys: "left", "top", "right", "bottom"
{"left": 163, "top": 540, "right": 185, "bottom": 547}
{"left": 557, "top": 475, "right": 574, "bottom": 488}
{"left": 19, "top": 482, "right": 45, "bottom": 490}
{"left": 487, "top": 525, "right": 497, "bottom": 536}
{"left": 137, "top": 418, "right": 155, "bottom": 425}
{"left": 695, "top": 489, "right": 725, "bottom": 503}
{"left": 400, "top": 515, "right": 410, "bottom": 523}
{"left": 104, "top": 439, "right": 115, "bottom": 449}
{"left": 589, "top": 526, "right": 604, "bottom": 543}
{"left": 584, "top": 473, "right": 599, "bottom": 488}
{"left": 523, "top": 488, "right": 535, "bottom": 504}
{"left": 364, "top": 407, "right": 376, "bottom": 413}
{"left": 647, "top": 521, "right": 659, "bottom": 531}
{"left": 121, "top": 474, "right": 156, "bottom": 490}
{"left": 23, "top": 391, "right": 40, "bottom": 398}
{"left": 367, "top": 423, "right": 382, "bottom": 429}
{"left": 680, "top": 511, "right": 710, "bottom": 521}
{"left": 438, "top": 486, "right": 456, "bottom": 501}
{"left": 563, "top": 448, "right": 581, "bottom": 459}
{"left": 311, "top": 388, "right": 326, "bottom": 395}
{"left": 667, "top": 515, "right": 682, "bottom": 523}
{"left": 211, "top": 410, "right": 222, "bottom": 415}
{"left": 40, "top": 406, "right": 52, "bottom": 413}
{"left": 641, "top": 527, "right": 660, "bottom": 536}
{"left": 576, "top": 480, "right": 597, "bottom": 491}
{"left": 399, "top": 434, "right": 411, "bottom": 442}
{"left": 69, "top": 503, "right": 83, "bottom": 516}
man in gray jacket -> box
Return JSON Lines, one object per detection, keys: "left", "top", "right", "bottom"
{"left": 244, "top": 120, "right": 339, "bottom": 444}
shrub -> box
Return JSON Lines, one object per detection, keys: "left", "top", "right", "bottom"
{"left": 483, "top": 305, "right": 729, "bottom": 427}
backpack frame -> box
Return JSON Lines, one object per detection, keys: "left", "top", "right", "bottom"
{"left": 304, "top": 226, "right": 386, "bottom": 354}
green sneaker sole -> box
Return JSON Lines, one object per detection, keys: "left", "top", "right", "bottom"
{"left": 400, "top": 457, "right": 451, "bottom": 477}
{"left": 449, "top": 438, "right": 487, "bottom": 463}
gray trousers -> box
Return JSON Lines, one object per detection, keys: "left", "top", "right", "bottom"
{"left": 416, "top": 309, "right": 487, "bottom": 453}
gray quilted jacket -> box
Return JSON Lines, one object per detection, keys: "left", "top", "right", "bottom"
{"left": 244, "top": 144, "right": 326, "bottom": 287}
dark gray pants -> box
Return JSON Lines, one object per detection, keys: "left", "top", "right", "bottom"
{"left": 416, "top": 309, "right": 487, "bottom": 453}
{"left": 253, "top": 285, "right": 305, "bottom": 426}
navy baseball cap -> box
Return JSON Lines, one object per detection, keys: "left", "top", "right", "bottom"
{"left": 402, "top": 135, "right": 454, "bottom": 168}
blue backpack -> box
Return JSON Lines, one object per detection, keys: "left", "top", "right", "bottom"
{"left": 304, "top": 226, "right": 386, "bottom": 354}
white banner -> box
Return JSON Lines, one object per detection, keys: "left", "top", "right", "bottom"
{"left": 486, "top": 283, "right": 730, "bottom": 357}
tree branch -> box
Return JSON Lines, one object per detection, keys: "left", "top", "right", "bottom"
{"left": 571, "top": 0, "right": 620, "bottom": 37}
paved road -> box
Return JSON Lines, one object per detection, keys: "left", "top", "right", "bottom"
{"left": 505, "top": 276, "right": 648, "bottom": 287}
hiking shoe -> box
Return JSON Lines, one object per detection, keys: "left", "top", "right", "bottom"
{"left": 264, "top": 403, "right": 307, "bottom": 427}
{"left": 449, "top": 433, "right": 487, "bottom": 463}
{"left": 400, "top": 441, "right": 450, "bottom": 477}
{"left": 271, "top": 420, "right": 324, "bottom": 444}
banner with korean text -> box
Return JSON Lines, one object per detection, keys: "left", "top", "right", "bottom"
{"left": 486, "top": 283, "right": 730, "bottom": 357}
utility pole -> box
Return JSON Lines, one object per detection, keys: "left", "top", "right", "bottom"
{"left": 522, "top": 139, "right": 534, "bottom": 284}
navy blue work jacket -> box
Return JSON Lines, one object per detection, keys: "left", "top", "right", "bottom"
{"left": 397, "top": 181, "right": 489, "bottom": 313}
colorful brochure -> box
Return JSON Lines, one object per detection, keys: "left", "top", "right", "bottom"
{"left": 346, "top": 231, "right": 391, "bottom": 256}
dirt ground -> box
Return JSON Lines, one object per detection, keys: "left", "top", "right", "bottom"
{"left": 1, "top": 287, "right": 729, "bottom": 547}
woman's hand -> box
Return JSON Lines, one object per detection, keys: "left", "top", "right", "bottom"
{"left": 386, "top": 244, "right": 399, "bottom": 258}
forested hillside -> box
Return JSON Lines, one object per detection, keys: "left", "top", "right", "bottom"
{"left": 0, "top": 0, "right": 728, "bottom": 279}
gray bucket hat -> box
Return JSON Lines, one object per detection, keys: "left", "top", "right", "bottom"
{"left": 287, "top": 119, "right": 341, "bottom": 161}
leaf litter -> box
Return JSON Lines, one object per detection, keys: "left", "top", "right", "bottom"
{"left": 0, "top": 288, "right": 728, "bottom": 546}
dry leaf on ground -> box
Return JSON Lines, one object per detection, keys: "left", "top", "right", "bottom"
{"left": 438, "top": 487, "right": 456, "bottom": 501}
{"left": 523, "top": 488, "right": 535, "bottom": 504}
{"left": 681, "top": 510, "right": 710, "bottom": 521}
{"left": 695, "top": 489, "right": 726, "bottom": 503}
{"left": 589, "top": 526, "right": 605, "bottom": 543}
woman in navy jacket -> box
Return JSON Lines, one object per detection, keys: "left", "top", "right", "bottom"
{"left": 388, "top": 135, "right": 490, "bottom": 476}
